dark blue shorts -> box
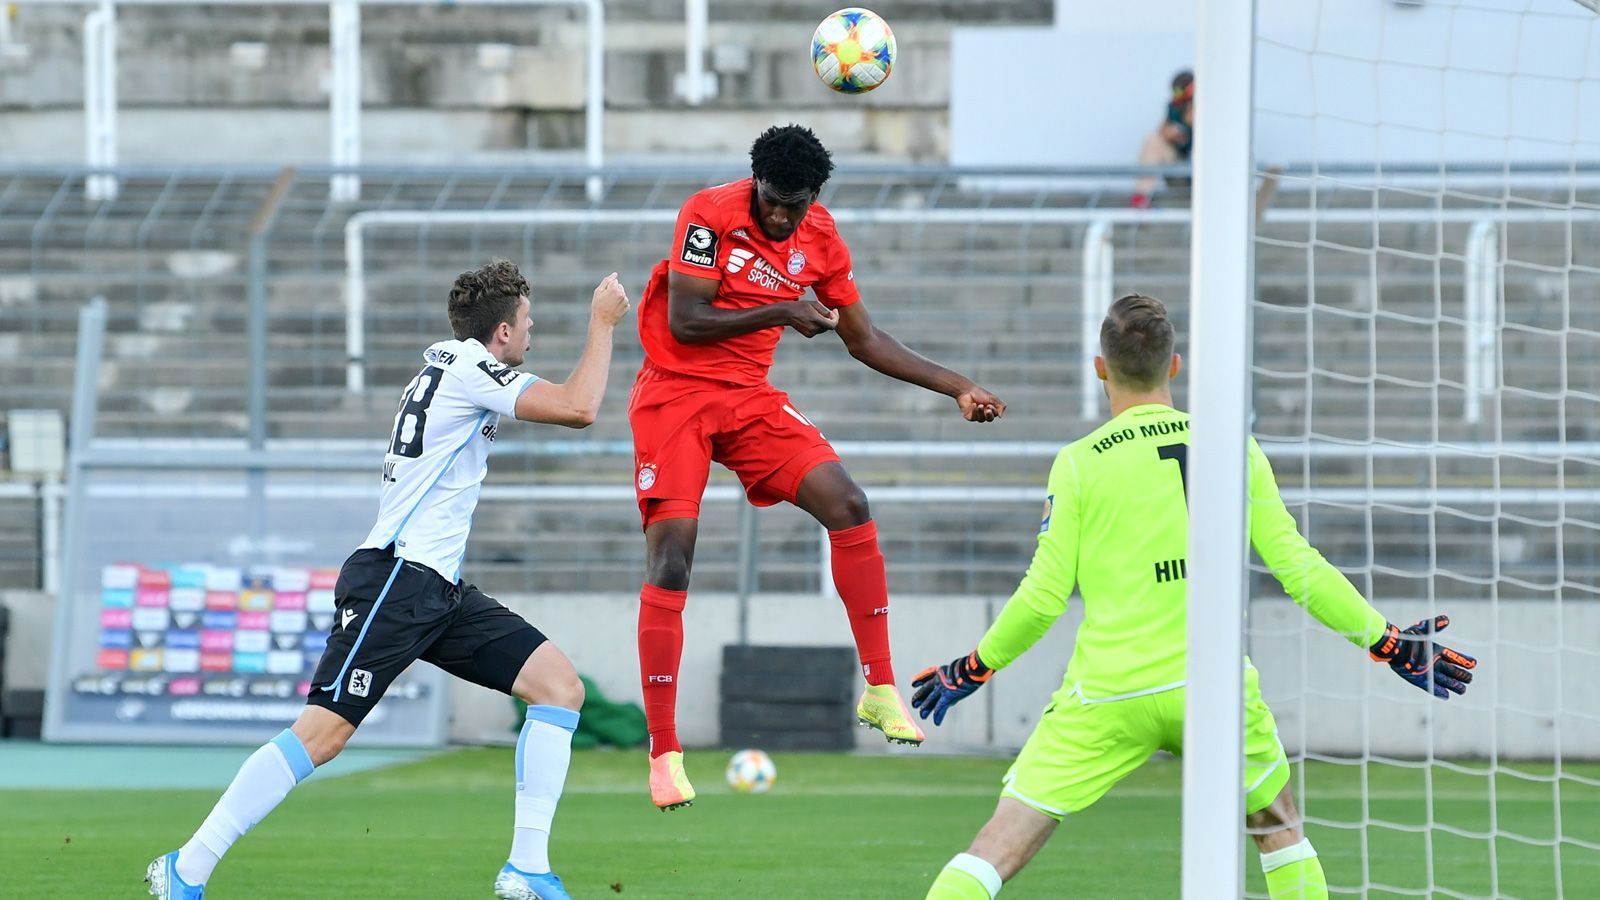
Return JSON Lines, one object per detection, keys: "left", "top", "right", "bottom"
{"left": 306, "top": 546, "right": 545, "bottom": 726}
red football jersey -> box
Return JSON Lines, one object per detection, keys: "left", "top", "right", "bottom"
{"left": 638, "top": 178, "right": 860, "bottom": 385}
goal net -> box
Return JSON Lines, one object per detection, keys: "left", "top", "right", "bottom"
{"left": 1242, "top": 0, "right": 1600, "bottom": 895}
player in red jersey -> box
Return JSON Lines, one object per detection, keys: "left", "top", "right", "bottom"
{"left": 632, "top": 124, "right": 1006, "bottom": 810}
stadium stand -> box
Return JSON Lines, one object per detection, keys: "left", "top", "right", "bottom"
{"left": 0, "top": 1, "right": 1052, "bottom": 164}
{"left": 2, "top": 168, "right": 1597, "bottom": 601}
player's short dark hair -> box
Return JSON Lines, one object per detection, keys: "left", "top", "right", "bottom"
{"left": 1100, "top": 293, "right": 1175, "bottom": 390}
{"left": 448, "top": 259, "right": 529, "bottom": 343}
{"left": 750, "top": 124, "right": 835, "bottom": 195}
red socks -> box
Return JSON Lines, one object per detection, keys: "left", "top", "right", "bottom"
{"left": 829, "top": 520, "right": 895, "bottom": 686}
{"left": 637, "top": 584, "right": 687, "bottom": 758}
{"left": 638, "top": 521, "right": 892, "bottom": 758}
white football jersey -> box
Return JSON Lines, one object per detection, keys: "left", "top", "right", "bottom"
{"left": 360, "top": 338, "right": 539, "bottom": 580}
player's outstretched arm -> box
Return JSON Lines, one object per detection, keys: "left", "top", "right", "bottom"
{"left": 515, "top": 273, "right": 631, "bottom": 428}
{"left": 832, "top": 301, "right": 1005, "bottom": 423}
{"left": 912, "top": 651, "right": 994, "bottom": 726}
{"left": 1368, "top": 615, "right": 1477, "bottom": 699}
{"left": 912, "top": 451, "right": 1080, "bottom": 725}
{"left": 1247, "top": 439, "right": 1479, "bottom": 699}
{"left": 666, "top": 270, "right": 836, "bottom": 343}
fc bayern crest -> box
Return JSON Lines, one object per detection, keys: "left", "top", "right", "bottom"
{"left": 787, "top": 250, "right": 807, "bottom": 275}
{"left": 637, "top": 464, "right": 658, "bottom": 491}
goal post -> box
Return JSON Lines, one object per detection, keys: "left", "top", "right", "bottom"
{"left": 1185, "top": 0, "right": 1600, "bottom": 896}
{"left": 1183, "top": 0, "right": 1258, "bottom": 897}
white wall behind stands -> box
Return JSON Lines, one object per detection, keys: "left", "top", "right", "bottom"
{"left": 450, "top": 592, "right": 1079, "bottom": 754}
{"left": 951, "top": 0, "right": 1600, "bottom": 169}
{"left": 7, "top": 589, "right": 1588, "bottom": 759}
{"left": 951, "top": 0, "right": 1196, "bottom": 170}
{"left": 453, "top": 594, "right": 1597, "bottom": 761}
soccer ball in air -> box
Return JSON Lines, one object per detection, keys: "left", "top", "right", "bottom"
{"left": 725, "top": 748, "right": 777, "bottom": 794}
{"left": 811, "top": 8, "right": 896, "bottom": 94}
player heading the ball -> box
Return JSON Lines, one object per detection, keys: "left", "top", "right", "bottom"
{"left": 915, "top": 293, "right": 1478, "bottom": 900}
{"left": 147, "top": 262, "right": 631, "bottom": 900}
{"left": 631, "top": 123, "right": 1006, "bottom": 811}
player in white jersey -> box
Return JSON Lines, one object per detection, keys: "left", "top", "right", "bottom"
{"left": 147, "top": 260, "right": 631, "bottom": 900}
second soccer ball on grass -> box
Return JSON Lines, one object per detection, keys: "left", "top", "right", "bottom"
{"left": 725, "top": 749, "right": 777, "bottom": 794}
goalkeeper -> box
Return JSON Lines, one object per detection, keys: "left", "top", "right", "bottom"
{"left": 917, "top": 293, "right": 1477, "bottom": 900}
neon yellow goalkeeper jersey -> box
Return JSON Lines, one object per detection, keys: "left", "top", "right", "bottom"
{"left": 975, "top": 403, "right": 1387, "bottom": 701}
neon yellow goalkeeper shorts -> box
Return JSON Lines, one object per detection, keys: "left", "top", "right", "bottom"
{"left": 1001, "top": 665, "right": 1290, "bottom": 820}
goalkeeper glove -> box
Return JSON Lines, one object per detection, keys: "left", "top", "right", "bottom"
{"left": 1369, "top": 614, "right": 1478, "bottom": 699}
{"left": 911, "top": 651, "right": 994, "bottom": 726}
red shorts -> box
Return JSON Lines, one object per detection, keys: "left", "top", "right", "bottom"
{"left": 628, "top": 364, "right": 840, "bottom": 527}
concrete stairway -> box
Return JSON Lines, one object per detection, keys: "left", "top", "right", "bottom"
{"left": 3, "top": 169, "right": 1597, "bottom": 595}
{"left": 0, "top": 1, "right": 1053, "bottom": 164}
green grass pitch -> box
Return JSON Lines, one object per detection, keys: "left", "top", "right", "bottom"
{"left": 6, "top": 749, "right": 1598, "bottom": 897}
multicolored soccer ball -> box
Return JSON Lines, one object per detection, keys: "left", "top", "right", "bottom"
{"left": 725, "top": 748, "right": 777, "bottom": 794}
{"left": 811, "top": 8, "right": 896, "bottom": 94}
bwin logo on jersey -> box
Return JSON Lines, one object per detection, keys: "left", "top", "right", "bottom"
{"left": 477, "top": 360, "right": 519, "bottom": 387}
{"left": 726, "top": 248, "right": 755, "bottom": 274}
{"left": 681, "top": 224, "right": 718, "bottom": 268}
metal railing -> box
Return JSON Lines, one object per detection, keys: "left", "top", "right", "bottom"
{"left": 342, "top": 205, "right": 1579, "bottom": 414}
{"left": 1463, "top": 219, "right": 1500, "bottom": 426}
{"left": 0, "top": 480, "right": 64, "bottom": 593}
{"left": 1079, "top": 219, "right": 1112, "bottom": 418}
{"left": 16, "top": 0, "right": 608, "bottom": 202}
{"left": 27, "top": 424, "right": 1600, "bottom": 599}
{"left": 342, "top": 206, "right": 1188, "bottom": 394}
{"left": 5, "top": 163, "right": 1599, "bottom": 597}
{"left": 80, "top": 2, "right": 116, "bottom": 201}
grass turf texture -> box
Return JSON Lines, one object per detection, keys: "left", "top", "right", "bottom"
{"left": 6, "top": 749, "right": 1598, "bottom": 897}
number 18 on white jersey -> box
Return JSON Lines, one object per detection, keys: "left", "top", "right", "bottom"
{"left": 359, "top": 338, "right": 539, "bottom": 581}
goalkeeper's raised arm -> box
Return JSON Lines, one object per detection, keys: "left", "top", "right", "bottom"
{"left": 1248, "top": 438, "right": 1476, "bottom": 698}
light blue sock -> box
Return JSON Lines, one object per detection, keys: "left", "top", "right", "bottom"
{"left": 176, "top": 729, "right": 314, "bottom": 885}
{"left": 509, "top": 705, "right": 579, "bottom": 874}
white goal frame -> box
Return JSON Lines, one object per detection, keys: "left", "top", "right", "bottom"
{"left": 1182, "top": 0, "right": 1599, "bottom": 894}
{"left": 1183, "top": 0, "right": 1256, "bottom": 895}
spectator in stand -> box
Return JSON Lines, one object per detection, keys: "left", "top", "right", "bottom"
{"left": 1132, "top": 70, "right": 1194, "bottom": 209}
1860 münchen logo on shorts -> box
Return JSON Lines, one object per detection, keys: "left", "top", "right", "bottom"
{"left": 637, "top": 463, "right": 658, "bottom": 491}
